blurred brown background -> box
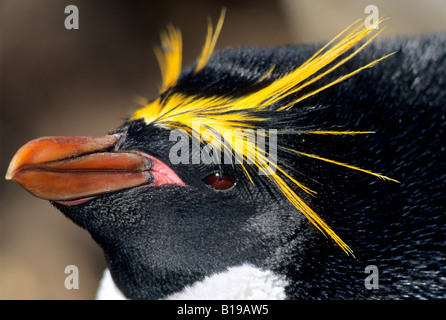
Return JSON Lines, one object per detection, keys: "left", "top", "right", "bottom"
{"left": 1, "top": 0, "right": 445, "bottom": 300}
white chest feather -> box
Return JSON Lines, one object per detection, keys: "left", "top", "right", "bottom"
{"left": 96, "top": 264, "right": 287, "bottom": 300}
{"left": 96, "top": 269, "right": 126, "bottom": 300}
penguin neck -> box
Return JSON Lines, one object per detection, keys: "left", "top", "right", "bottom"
{"left": 93, "top": 230, "right": 291, "bottom": 300}
{"left": 97, "top": 237, "right": 207, "bottom": 300}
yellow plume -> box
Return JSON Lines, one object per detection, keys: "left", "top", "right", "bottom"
{"left": 195, "top": 8, "right": 226, "bottom": 73}
{"left": 154, "top": 24, "right": 182, "bottom": 92}
{"left": 132, "top": 15, "right": 397, "bottom": 256}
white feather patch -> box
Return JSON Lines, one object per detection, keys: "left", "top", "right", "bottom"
{"left": 96, "top": 264, "right": 287, "bottom": 300}
{"left": 166, "top": 264, "right": 287, "bottom": 300}
{"left": 96, "top": 269, "right": 126, "bottom": 300}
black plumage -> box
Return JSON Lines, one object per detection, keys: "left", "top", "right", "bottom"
{"left": 7, "top": 24, "right": 445, "bottom": 299}
{"left": 57, "top": 35, "right": 445, "bottom": 299}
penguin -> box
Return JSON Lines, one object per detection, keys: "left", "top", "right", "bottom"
{"left": 6, "top": 12, "right": 445, "bottom": 300}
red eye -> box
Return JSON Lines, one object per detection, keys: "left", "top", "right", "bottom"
{"left": 204, "top": 173, "right": 236, "bottom": 190}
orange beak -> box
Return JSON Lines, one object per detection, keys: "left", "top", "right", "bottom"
{"left": 5, "top": 135, "right": 154, "bottom": 203}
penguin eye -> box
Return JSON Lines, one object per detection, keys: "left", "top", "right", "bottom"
{"left": 204, "top": 173, "right": 236, "bottom": 191}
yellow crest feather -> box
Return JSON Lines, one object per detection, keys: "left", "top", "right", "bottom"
{"left": 132, "top": 14, "right": 398, "bottom": 256}
{"left": 154, "top": 24, "right": 182, "bottom": 92}
{"left": 195, "top": 8, "right": 226, "bottom": 73}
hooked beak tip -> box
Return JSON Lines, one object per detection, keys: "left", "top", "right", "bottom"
{"left": 5, "top": 156, "right": 18, "bottom": 180}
